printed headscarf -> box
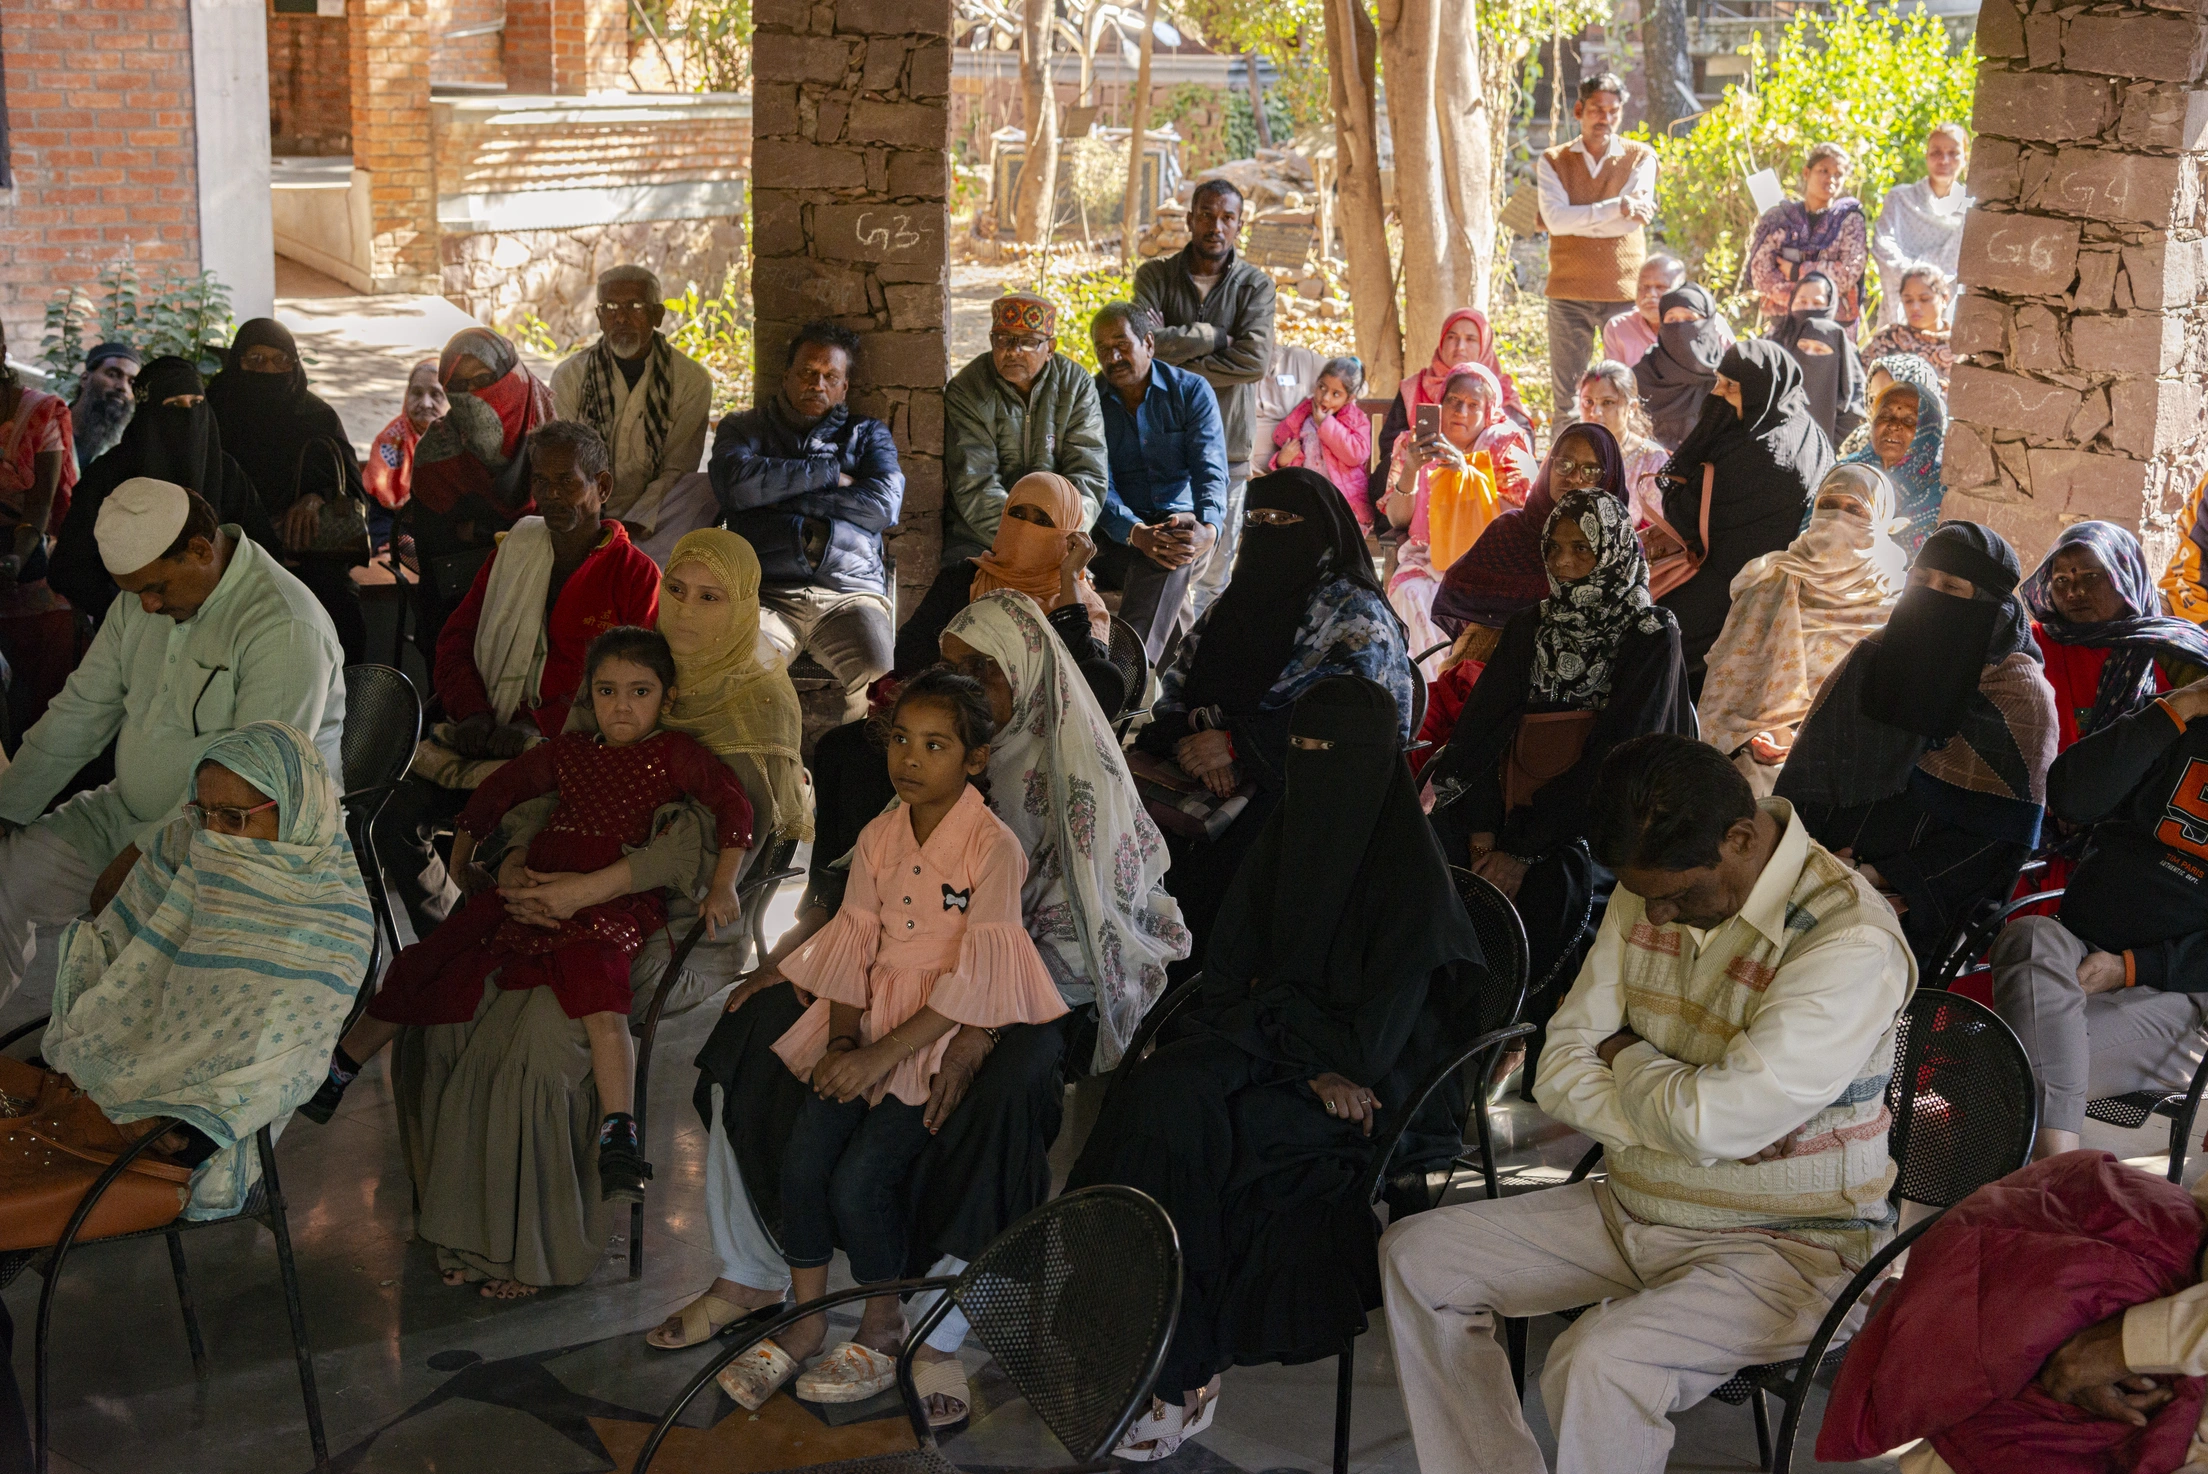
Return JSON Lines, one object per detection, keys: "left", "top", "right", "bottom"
{"left": 969, "top": 471, "right": 1111, "bottom": 640}
{"left": 1841, "top": 374, "right": 1949, "bottom": 559}
{"left": 1432, "top": 422, "right": 1629, "bottom": 634}
{"left": 2021, "top": 520, "right": 2208, "bottom": 737}
{"left": 942, "top": 592, "right": 1191, "bottom": 1068}
{"left": 1530, "top": 488, "right": 1673, "bottom": 707}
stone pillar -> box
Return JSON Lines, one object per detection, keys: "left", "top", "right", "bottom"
{"left": 504, "top": 0, "right": 627, "bottom": 95}
{"left": 348, "top": 0, "right": 441, "bottom": 292}
{"left": 1941, "top": 0, "right": 2208, "bottom": 568}
{"left": 751, "top": 0, "right": 953, "bottom": 614}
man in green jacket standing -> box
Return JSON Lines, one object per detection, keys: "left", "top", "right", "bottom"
{"left": 941, "top": 293, "right": 1109, "bottom": 563}
{"left": 1134, "top": 179, "right": 1276, "bottom": 623}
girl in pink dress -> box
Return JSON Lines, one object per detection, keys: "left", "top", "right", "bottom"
{"left": 718, "top": 668, "right": 1067, "bottom": 1411}
{"left": 306, "top": 627, "right": 752, "bottom": 1217}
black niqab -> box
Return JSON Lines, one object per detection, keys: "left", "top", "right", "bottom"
{"left": 1768, "top": 273, "right": 1865, "bottom": 447}
{"left": 1862, "top": 522, "right": 2034, "bottom": 739}
{"left": 1634, "top": 284, "right": 1731, "bottom": 449}
{"left": 204, "top": 317, "right": 363, "bottom": 516}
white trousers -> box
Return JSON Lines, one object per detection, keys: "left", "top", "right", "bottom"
{"left": 1185, "top": 469, "right": 1249, "bottom": 625}
{"left": 0, "top": 821, "right": 103, "bottom": 1007}
{"left": 703, "top": 1086, "right": 969, "bottom": 1352}
{"left": 1380, "top": 1181, "right": 1860, "bottom": 1474}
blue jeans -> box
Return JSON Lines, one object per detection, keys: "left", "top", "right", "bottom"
{"left": 779, "top": 1091, "right": 933, "bottom": 1282}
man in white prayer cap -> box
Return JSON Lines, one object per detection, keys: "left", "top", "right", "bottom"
{"left": 0, "top": 477, "right": 345, "bottom": 1003}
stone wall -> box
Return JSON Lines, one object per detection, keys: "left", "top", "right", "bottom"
{"left": 443, "top": 216, "right": 747, "bottom": 341}
{"left": 269, "top": 12, "right": 353, "bottom": 156}
{"left": 753, "top": 0, "right": 953, "bottom": 615}
{"left": 1942, "top": 0, "right": 2208, "bottom": 567}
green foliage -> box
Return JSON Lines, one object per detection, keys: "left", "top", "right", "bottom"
{"left": 633, "top": 0, "right": 750, "bottom": 92}
{"left": 1176, "top": 0, "right": 1331, "bottom": 136}
{"left": 1638, "top": 0, "right": 1975, "bottom": 326}
{"left": 503, "top": 311, "right": 570, "bottom": 361}
{"left": 1029, "top": 261, "right": 1135, "bottom": 373}
{"left": 664, "top": 266, "right": 755, "bottom": 419}
{"left": 1224, "top": 88, "right": 1296, "bottom": 161}
{"left": 38, "top": 250, "right": 233, "bottom": 399}
{"left": 1150, "top": 82, "right": 1230, "bottom": 173}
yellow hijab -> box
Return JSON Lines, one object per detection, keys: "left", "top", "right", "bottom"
{"left": 659, "top": 529, "right": 814, "bottom": 842}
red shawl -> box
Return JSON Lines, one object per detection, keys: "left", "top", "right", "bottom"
{"left": 409, "top": 365, "right": 552, "bottom": 518}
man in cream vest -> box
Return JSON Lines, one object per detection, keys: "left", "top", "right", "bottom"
{"left": 1383, "top": 734, "right": 1913, "bottom": 1474}
{"left": 1538, "top": 72, "right": 1657, "bottom": 429}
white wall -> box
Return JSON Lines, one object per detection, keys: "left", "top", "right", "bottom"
{"left": 189, "top": 0, "right": 277, "bottom": 319}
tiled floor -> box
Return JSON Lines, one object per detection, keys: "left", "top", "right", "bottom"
{"left": 3, "top": 892, "right": 2185, "bottom": 1474}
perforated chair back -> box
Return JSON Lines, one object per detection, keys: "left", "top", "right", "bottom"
{"left": 1106, "top": 616, "right": 1149, "bottom": 718}
{"left": 1452, "top": 866, "right": 1530, "bottom": 1033}
{"left": 1886, "top": 989, "right": 2038, "bottom": 1208}
{"left": 952, "top": 1184, "right": 1181, "bottom": 1462}
{"left": 340, "top": 664, "right": 422, "bottom": 798}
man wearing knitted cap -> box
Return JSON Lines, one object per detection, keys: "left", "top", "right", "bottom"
{"left": 0, "top": 477, "right": 344, "bottom": 1005}
{"left": 940, "top": 292, "right": 1108, "bottom": 564}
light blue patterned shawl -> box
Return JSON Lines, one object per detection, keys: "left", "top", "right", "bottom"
{"left": 43, "top": 721, "right": 372, "bottom": 1218}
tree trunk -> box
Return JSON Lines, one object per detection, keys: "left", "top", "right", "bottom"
{"left": 1641, "top": 0, "right": 1698, "bottom": 138}
{"left": 1381, "top": 0, "right": 1449, "bottom": 375}
{"left": 1013, "top": 0, "right": 1059, "bottom": 245}
{"left": 1325, "top": 0, "right": 1403, "bottom": 396}
{"left": 1246, "top": 53, "right": 1273, "bottom": 150}
{"left": 1435, "top": 0, "right": 1492, "bottom": 312}
{"left": 1121, "top": 0, "right": 1159, "bottom": 264}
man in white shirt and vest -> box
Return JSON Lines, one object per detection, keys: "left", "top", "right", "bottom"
{"left": 1383, "top": 734, "right": 1914, "bottom": 1474}
{"left": 1538, "top": 72, "right": 1658, "bottom": 429}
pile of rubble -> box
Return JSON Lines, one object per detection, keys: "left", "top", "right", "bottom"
{"left": 1136, "top": 147, "right": 1320, "bottom": 260}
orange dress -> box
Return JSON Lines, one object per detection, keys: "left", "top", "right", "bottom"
{"left": 774, "top": 785, "right": 1068, "bottom": 1107}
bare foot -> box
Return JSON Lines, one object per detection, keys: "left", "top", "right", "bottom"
{"left": 913, "top": 1344, "right": 967, "bottom": 1423}
{"left": 479, "top": 1278, "right": 541, "bottom": 1301}
{"left": 441, "top": 1268, "right": 470, "bottom": 1288}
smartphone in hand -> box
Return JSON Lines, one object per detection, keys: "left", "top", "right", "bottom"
{"left": 1415, "top": 403, "right": 1441, "bottom": 438}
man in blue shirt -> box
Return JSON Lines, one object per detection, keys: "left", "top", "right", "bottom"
{"left": 1088, "top": 302, "right": 1229, "bottom": 663}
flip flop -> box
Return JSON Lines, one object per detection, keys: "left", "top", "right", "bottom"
{"left": 717, "top": 1339, "right": 801, "bottom": 1412}
{"left": 912, "top": 1355, "right": 972, "bottom": 1432}
{"left": 1114, "top": 1380, "right": 1220, "bottom": 1463}
{"left": 647, "top": 1292, "right": 770, "bottom": 1350}
{"left": 794, "top": 1341, "right": 900, "bottom": 1404}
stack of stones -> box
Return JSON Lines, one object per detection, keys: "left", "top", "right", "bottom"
{"left": 750, "top": 0, "right": 954, "bottom": 615}
{"left": 1941, "top": 0, "right": 2208, "bottom": 567}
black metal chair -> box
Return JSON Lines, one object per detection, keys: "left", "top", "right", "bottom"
{"left": 1930, "top": 881, "right": 2208, "bottom": 1183}
{"left": 624, "top": 836, "right": 804, "bottom": 1279}
{"left": 338, "top": 664, "right": 423, "bottom": 1023}
{"left": 633, "top": 1185, "right": 1182, "bottom": 1474}
{"left": 1105, "top": 615, "right": 1149, "bottom": 723}
{"left": 0, "top": 1018, "right": 328, "bottom": 1473}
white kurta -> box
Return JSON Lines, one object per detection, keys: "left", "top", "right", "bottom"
{"left": 550, "top": 337, "right": 714, "bottom": 529}
{"left": 1871, "top": 179, "right": 1970, "bottom": 327}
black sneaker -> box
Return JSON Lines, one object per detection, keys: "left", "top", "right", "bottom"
{"left": 298, "top": 1069, "right": 350, "bottom": 1125}
{"left": 598, "top": 1117, "right": 649, "bottom": 1204}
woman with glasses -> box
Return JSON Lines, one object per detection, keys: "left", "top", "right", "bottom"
{"left": 1425, "top": 486, "right": 1691, "bottom": 999}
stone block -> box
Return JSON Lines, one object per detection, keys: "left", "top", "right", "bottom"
{"left": 859, "top": 37, "right": 907, "bottom": 92}
{"left": 2123, "top": 85, "right": 2208, "bottom": 151}
{"left": 2112, "top": 376, "right": 2205, "bottom": 457}
{"left": 2075, "top": 249, "right": 2121, "bottom": 313}
{"left": 2020, "top": 147, "right": 2056, "bottom": 208}
{"left": 884, "top": 281, "right": 945, "bottom": 330}
{"left": 1949, "top": 364, "right": 2086, "bottom": 435}
{"left": 1942, "top": 491, "right": 2067, "bottom": 561}
{"left": 2072, "top": 312, "right": 2184, "bottom": 375}
{"left": 1952, "top": 295, "right": 2012, "bottom": 356}
{"left": 2026, "top": 9, "right": 2062, "bottom": 69}
{"left": 876, "top": 257, "right": 945, "bottom": 283}
{"left": 753, "top": 254, "right": 874, "bottom": 320}
{"left": 751, "top": 140, "right": 868, "bottom": 190}
{"left": 900, "top": 452, "right": 945, "bottom": 509}
{"left": 887, "top": 149, "right": 948, "bottom": 200}
{"left": 846, "top": 99, "right": 947, "bottom": 149}
{"left": 2012, "top": 304, "right": 2065, "bottom": 371}
{"left": 2028, "top": 447, "right": 2153, "bottom": 519}
{"left": 1976, "top": 0, "right": 2025, "bottom": 56}
{"left": 1943, "top": 422, "right": 1998, "bottom": 489}
{"left": 753, "top": 82, "right": 800, "bottom": 140}
{"left": 1969, "top": 139, "right": 2023, "bottom": 208}
{"left": 813, "top": 200, "right": 946, "bottom": 265}
{"left": 2123, "top": 233, "right": 2207, "bottom": 309}
{"left": 855, "top": 330, "right": 949, "bottom": 389}
{"left": 2069, "top": 386, "right": 2113, "bottom": 444}
{"left": 1959, "top": 211, "right": 2081, "bottom": 297}
{"left": 907, "top": 39, "right": 951, "bottom": 100}
{"left": 2064, "top": 12, "right": 2208, "bottom": 81}
{"left": 752, "top": 31, "right": 852, "bottom": 84}
{"left": 814, "top": 99, "right": 848, "bottom": 144}
{"left": 907, "top": 387, "right": 944, "bottom": 455}
{"left": 753, "top": 0, "right": 809, "bottom": 28}
{"left": 750, "top": 191, "right": 809, "bottom": 257}
{"left": 1973, "top": 67, "right": 2118, "bottom": 143}
{"left": 2032, "top": 148, "right": 2187, "bottom": 229}
{"left": 833, "top": 0, "right": 953, "bottom": 35}
{"left": 1994, "top": 436, "right": 2034, "bottom": 493}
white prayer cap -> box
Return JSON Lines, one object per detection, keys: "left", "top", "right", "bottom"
{"left": 96, "top": 477, "right": 191, "bottom": 574}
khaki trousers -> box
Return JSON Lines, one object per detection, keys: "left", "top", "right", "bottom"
{"left": 1380, "top": 1180, "right": 1860, "bottom": 1474}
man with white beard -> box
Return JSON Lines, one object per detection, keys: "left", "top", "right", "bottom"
{"left": 69, "top": 342, "right": 140, "bottom": 468}
{"left": 551, "top": 264, "right": 715, "bottom": 564}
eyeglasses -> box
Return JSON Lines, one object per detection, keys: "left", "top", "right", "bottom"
{"left": 1552, "top": 459, "right": 1606, "bottom": 485}
{"left": 597, "top": 301, "right": 654, "bottom": 318}
{"left": 188, "top": 798, "right": 279, "bottom": 831}
{"left": 1245, "top": 508, "right": 1305, "bottom": 527}
{"left": 992, "top": 334, "right": 1050, "bottom": 352}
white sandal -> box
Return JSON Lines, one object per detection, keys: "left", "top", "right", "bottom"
{"left": 794, "top": 1341, "right": 900, "bottom": 1404}
{"left": 1113, "top": 1380, "right": 1220, "bottom": 1462}
{"left": 716, "top": 1339, "right": 800, "bottom": 1411}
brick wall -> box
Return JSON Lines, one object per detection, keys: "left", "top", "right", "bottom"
{"left": 349, "top": 0, "right": 440, "bottom": 291}
{"left": 0, "top": 0, "right": 202, "bottom": 355}
{"left": 503, "top": 0, "right": 624, "bottom": 93}
{"left": 269, "top": 11, "right": 353, "bottom": 155}
{"left": 431, "top": 0, "right": 506, "bottom": 88}
{"left": 433, "top": 101, "right": 751, "bottom": 195}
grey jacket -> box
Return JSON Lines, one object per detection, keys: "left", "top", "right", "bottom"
{"left": 941, "top": 350, "right": 1109, "bottom": 560}
{"left": 1132, "top": 245, "right": 1277, "bottom": 468}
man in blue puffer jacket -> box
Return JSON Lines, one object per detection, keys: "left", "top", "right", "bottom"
{"left": 710, "top": 320, "right": 905, "bottom": 721}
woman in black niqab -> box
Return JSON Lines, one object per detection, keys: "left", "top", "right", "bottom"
{"left": 1768, "top": 272, "right": 1867, "bottom": 448}
{"left": 1633, "top": 283, "right": 1732, "bottom": 450}
{"left": 1071, "top": 675, "right": 1488, "bottom": 1458}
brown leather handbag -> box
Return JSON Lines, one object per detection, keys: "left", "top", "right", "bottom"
{"left": 1501, "top": 709, "right": 1600, "bottom": 813}
{"left": 0, "top": 1056, "right": 191, "bottom": 1251}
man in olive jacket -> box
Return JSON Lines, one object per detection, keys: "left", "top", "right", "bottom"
{"left": 1133, "top": 178, "right": 1277, "bottom": 622}
{"left": 941, "top": 293, "right": 1109, "bottom": 563}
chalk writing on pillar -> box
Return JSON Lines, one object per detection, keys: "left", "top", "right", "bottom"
{"left": 857, "top": 212, "right": 923, "bottom": 252}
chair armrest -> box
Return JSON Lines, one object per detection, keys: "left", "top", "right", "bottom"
{"left": 0, "top": 1012, "right": 51, "bottom": 1054}
{"left": 1358, "top": 1022, "right": 1537, "bottom": 1206}
{"left": 1565, "top": 1142, "right": 1605, "bottom": 1184}
{"left": 1106, "top": 974, "right": 1207, "bottom": 1089}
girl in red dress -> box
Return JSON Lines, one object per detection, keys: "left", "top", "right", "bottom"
{"left": 305, "top": 627, "right": 752, "bottom": 1208}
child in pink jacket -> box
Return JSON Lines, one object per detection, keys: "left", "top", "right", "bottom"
{"left": 1267, "top": 356, "right": 1374, "bottom": 529}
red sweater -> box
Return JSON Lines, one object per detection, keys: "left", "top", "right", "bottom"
{"left": 436, "top": 521, "right": 662, "bottom": 736}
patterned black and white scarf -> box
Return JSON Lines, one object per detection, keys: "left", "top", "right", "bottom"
{"left": 575, "top": 332, "right": 674, "bottom": 472}
{"left": 1530, "top": 488, "right": 1673, "bottom": 708}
